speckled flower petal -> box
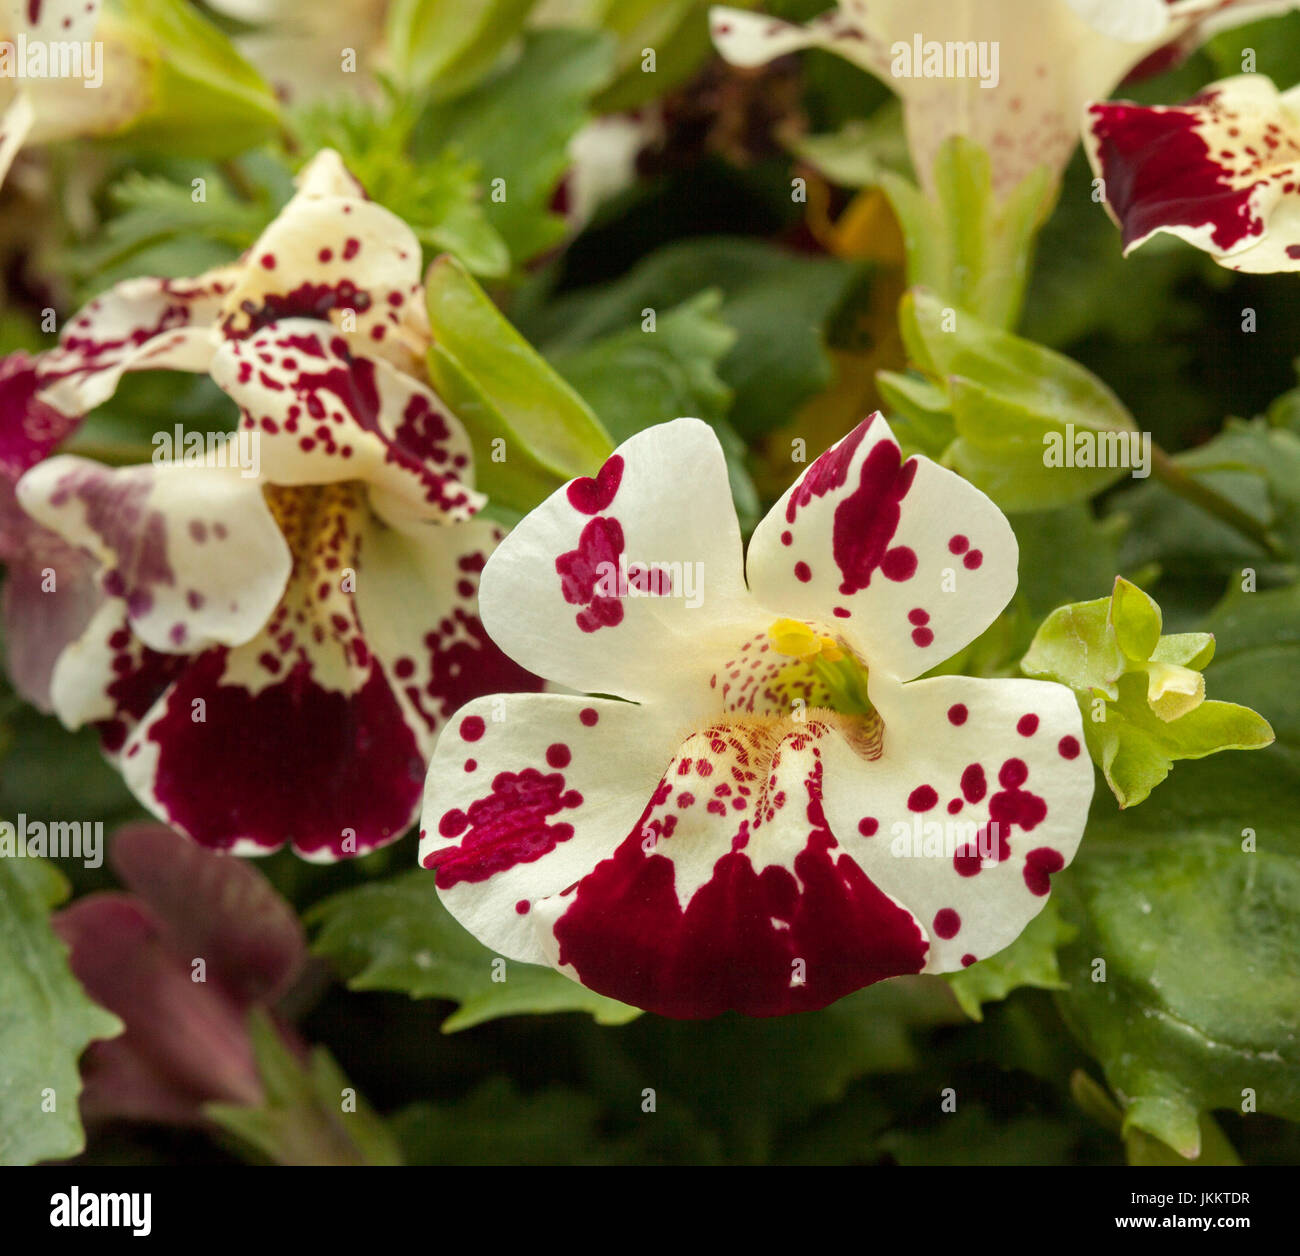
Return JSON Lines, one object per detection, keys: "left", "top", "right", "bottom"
{"left": 114, "top": 485, "right": 424, "bottom": 859}
{"left": 420, "top": 694, "right": 677, "bottom": 966}
{"left": 210, "top": 318, "right": 481, "bottom": 524}
{"left": 17, "top": 454, "right": 291, "bottom": 653}
{"left": 35, "top": 273, "right": 237, "bottom": 417}
{"left": 822, "top": 672, "right": 1093, "bottom": 973}
{"left": 478, "top": 418, "right": 754, "bottom": 709}
{"left": 218, "top": 149, "right": 428, "bottom": 371}
{"left": 356, "top": 515, "right": 543, "bottom": 758}
{"left": 1085, "top": 75, "right": 1300, "bottom": 272}
{"left": 711, "top": 1, "right": 1300, "bottom": 198}
{"left": 747, "top": 413, "right": 1018, "bottom": 683}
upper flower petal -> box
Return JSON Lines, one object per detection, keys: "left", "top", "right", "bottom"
{"left": 219, "top": 149, "right": 428, "bottom": 371}
{"left": 747, "top": 413, "right": 1018, "bottom": 683}
{"left": 478, "top": 418, "right": 754, "bottom": 707}
{"left": 16, "top": 454, "right": 291, "bottom": 654}
{"left": 209, "top": 318, "right": 481, "bottom": 523}
{"left": 1085, "top": 74, "right": 1300, "bottom": 272}
{"left": 822, "top": 672, "right": 1093, "bottom": 973}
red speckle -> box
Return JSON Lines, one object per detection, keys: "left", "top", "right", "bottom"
{"left": 781, "top": 531, "right": 793, "bottom": 545}
{"left": 547, "top": 743, "right": 572, "bottom": 769}
{"left": 858, "top": 817, "right": 878, "bottom": 836}
{"left": 911, "top": 627, "right": 934, "bottom": 647}
{"left": 908, "top": 785, "right": 938, "bottom": 812}
{"left": 907, "top": 608, "right": 929, "bottom": 625}
{"left": 515, "top": 900, "right": 531, "bottom": 914}
{"left": 948, "top": 534, "right": 969, "bottom": 554}
{"left": 1058, "top": 735, "right": 1080, "bottom": 759}
{"left": 1017, "top": 714, "right": 1039, "bottom": 736}
{"left": 566, "top": 454, "right": 623, "bottom": 514}
{"left": 580, "top": 707, "right": 599, "bottom": 726}
{"left": 1023, "top": 847, "right": 1064, "bottom": 896}
{"left": 426, "top": 768, "right": 583, "bottom": 887}
{"left": 960, "top": 763, "right": 987, "bottom": 804}
{"left": 460, "top": 715, "right": 486, "bottom": 741}
{"left": 794, "top": 561, "right": 812, "bottom": 583}
{"left": 963, "top": 550, "right": 983, "bottom": 570}
{"left": 961, "top": 953, "right": 976, "bottom": 967}
{"left": 933, "top": 908, "right": 961, "bottom": 939}
{"left": 947, "top": 704, "right": 968, "bottom": 725}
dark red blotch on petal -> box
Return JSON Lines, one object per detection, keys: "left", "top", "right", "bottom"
{"left": 145, "top": 649, "right": 424, "bottom": 858}
{"left": 551, "top": 761, "right": 927, "bottom": 1018}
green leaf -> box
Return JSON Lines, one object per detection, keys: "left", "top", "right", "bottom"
{"left": 386, "top": 0, "right": 538, "bottom": 98}
{"left": 413, "top": 28, "right": 617, "bottom": 263}
{"left": 788, "top": 101, "right": 914, "bottom": 188}
{"left": 1054, "top": 583, "right": 1300, "bottom": 1159}
{"left": 424, "top": 254, "right": 614, "bottom": 512}
{"left": 391, "top": 1079, "right": 605, "bottom": 1165}
{"left": 291, "top": 97, "right": 511, "bottom": 277}
{"left": 880, "top": 136, "right": 1054, "bottom": 331}
{"left": 112, "top": 0, "right": 281, "bottom": 159}
{"left": 518, "top": 237, "right": 860, "bottom": 439}
{"left": 0, "top": 858, "right": 121, "bottom": 1165}
{"left": 305, "top": 869, "right": 640, "bottom": 1031}
{"left": 946, "top": 899, "right": 1076, "bottom": 1022}
{"left": 895, "top": 289, "right": 1140, "bottom": 511}
{"left": 878, "top": 1103, "right": 1080, "bottom": 1166}
{"left": 206, "top": 1011, "right": 403, "bottom": 1165}
{"left": 1023, "top": 577, "right": 1274, "bottom": 807}
{"left": 544, "top": 291, "right": 761, "bottom": 530}
{"left": 62, "top": 169, "right": 271, "bottom": 293}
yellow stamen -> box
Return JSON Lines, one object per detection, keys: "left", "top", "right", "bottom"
{"left": 768, "top": 617, "right": 842, "bottom": 661}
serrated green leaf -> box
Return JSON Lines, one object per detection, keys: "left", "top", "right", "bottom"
{"left": 519, "top": 237, "right": 860, "bottom": 439}
{"left": 1024, "top": 577, "right": 1274, "bottom": 807}
{"left": 0, "top": 858, "right": 122, "bottom": 1165}
{"left": 1054, "top": 583, "right": 1300, "bottom": 1159}
{"left": 306, "top": 869, "right": 640, "bottom": 1031}
{"left": 413, "top": 28, "right": 617, "bottom": 263}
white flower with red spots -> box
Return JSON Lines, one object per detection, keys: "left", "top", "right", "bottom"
{"left": 708, "top": 0, "right": 1298, "bottom": 198}
{"left": 1085, "top": 73, "right": 1300, "bottom": 272}
{"left": 418, "top": 415, "right": 1094, "bottom": 1019}
{"left": 0, "top": 1, "right": 153, "bottom": 186}
{"left": 13, "top": 150, "right": 539, "bottom": 860}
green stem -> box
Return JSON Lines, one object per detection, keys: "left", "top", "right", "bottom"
{"left": 1150, "top": 444, "right": 1285, "bottom": 559}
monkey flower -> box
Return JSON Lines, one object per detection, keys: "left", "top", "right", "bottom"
{"left": 13, "top": 151, "right": 538, "bottom": 860}
{"left": 418, "top": 415, "right": 1094, "bottom": 1019}
{"left": 708, "top": 0, "right": 1299, "bottom": 199}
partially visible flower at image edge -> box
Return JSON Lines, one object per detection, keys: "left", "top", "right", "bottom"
{"left": 1086, "top": 73, "right": 1300, "bottom": 273}
{"left": 707, "top": 0, "right": 1300, "bottom": 199}
{"left": 419, "top": 414, "right": 1095, "bottom": 1019}
{"left": 10, "top": 149, "right": 540, "bottom": 861}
